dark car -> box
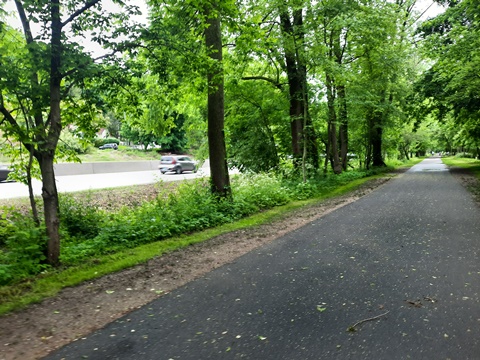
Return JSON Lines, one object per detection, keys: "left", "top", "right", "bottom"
{"left": 99, "top": 143, "right": 118, "bottom": 150}
{"left": 0, "top": 165, "right": 12, "bottom": 182}
{"left": 159, "top": 156, "right": 197, "bottom": 174}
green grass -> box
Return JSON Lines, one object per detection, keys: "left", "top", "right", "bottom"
{"left": 441, "top": 157, "right": 480, "bottom": 179}
{"left": 76, "top": 147, "right": 161, "bottom": 162}
{"left": 0, "top": 147, "right": 161, "bottom": 165}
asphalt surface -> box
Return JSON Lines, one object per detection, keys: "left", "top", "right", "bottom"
{"left": 44, "top": 158, "right": 480, "bottom": 360}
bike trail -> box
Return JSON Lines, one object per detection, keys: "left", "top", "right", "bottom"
{"left": 44, "top": 158, "right": 480, "bottom": 359}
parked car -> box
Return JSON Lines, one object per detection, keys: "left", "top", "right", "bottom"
{"left": 159, "top": 156, "right": 197, "bottom": 174}
{"left": 0, "top": 165, "right": 12, "bottom": 182}
{"left": 99, "top": 143, "right": 118, "bottom": 150}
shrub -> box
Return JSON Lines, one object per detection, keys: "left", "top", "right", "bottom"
{"left": 59, "top": 194, "right": 104, "bottom": 240}
{"left": 94, "top": 138, "right": 120, "bottom": 148}
{"left": 60, "top": 175, "right": 292, "bottom": 264}
{"left": 232, "top": 173, "right": 291, "bottom": 210}
{"left": 0, "top": 209, "right": 48, "bottom": 285}
{"left": 455, "top": 152, "right": 475, "bottom": 159}
{"left": 0, "top": 217, "right": 16, "bottom": 248}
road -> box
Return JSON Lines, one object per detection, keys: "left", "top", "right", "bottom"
{"left": 0, "top": 169, "right": 209, "bottom": 200}
{"left": 45, "top": 157, "right": 480, "bottom": 359}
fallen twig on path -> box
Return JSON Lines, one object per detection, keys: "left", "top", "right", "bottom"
{"left": 347, "top": 311, "right": 390, "bottom": 332}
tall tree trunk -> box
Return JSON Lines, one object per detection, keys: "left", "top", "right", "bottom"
{"left": 279, "top": 7, "right": 318, "bottom": 170}
{"left": 368, "top": 108, "right": 386, "bottom": 168}
{"left": 280, "top": 10, "right": 303, "bottom": 162}
{"left": 300, "top": 63, "right": 319, "bottom": 170}
{"left": 371, "top": 92, "right": 391, "bottom": 167}
{"left": 205, "top": 5, "right": 230, "bottom": 197}
{"left": 371, "top": 118, "right": 385, "bottom": 166}
{"left": 295, "top": 10, "right": 318, "bottom": 170}
{"left": 331, "top": 23, "right": 349, "bottom": 171}
{"left": 326, "top": 73, "right": 342, "bottom": 174}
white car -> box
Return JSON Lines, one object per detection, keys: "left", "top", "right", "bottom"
{"left": 159, "top": 156, "right": 197, "bottom": 174}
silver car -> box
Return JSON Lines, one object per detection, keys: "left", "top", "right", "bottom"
{"left": 159, "top": 156, "right": 197, "bottom": 174}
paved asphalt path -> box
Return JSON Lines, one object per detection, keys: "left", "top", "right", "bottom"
{"left": 45, "top": 158, "right": 480, "bottom": 360}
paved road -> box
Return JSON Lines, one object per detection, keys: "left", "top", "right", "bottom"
{"left": 45, "top": 158, "right": 480, "bottom": 359}
{"left": 0, "top": 169, "right": 209, "bottom": 200}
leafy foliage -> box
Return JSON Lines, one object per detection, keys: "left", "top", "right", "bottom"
{"left": 59, "top": 194, "right": 103, "bottom": 240}
{"left": 0, "top": 208, "right": 48, "bottom": 285}
{"left": 416, "top": 0, "right": 480, "bottom": 153}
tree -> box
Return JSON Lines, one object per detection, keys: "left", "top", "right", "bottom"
{"left": 225, "top": 74, "right": 287, "bottom": 172}
{"left": 0, "top": 1, "right": 141, "bottom": 265}
{"left": 233, "top": 0, "right": 320, "bottom": 174}
{"left": 158, "top": 113, "right": 188, "bottom": 153}
{"left": 416, "top": 0, "right": 480, "bottom": 152}
{"left": 309, "top": 0, "right": 361, "bottom": 174}
{"left": 344, "top": 0, "right": 418, "bottom": 168}
{"left": 145, "top": 0, "right": 233, "bottom": 196}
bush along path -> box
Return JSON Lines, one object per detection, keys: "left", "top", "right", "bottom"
{"left": 0, "top": 169, "right": 403, "bottom": 360}
{"left": 43, "top": 157, "right": 480, "bottom": 360}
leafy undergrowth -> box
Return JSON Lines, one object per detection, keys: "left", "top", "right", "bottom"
{"left": 0, "top": 159, "right": 421, "bottom": 314}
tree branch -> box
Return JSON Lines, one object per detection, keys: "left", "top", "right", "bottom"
{"left": 242, "top": 76, "right": 284, "bottom": 90}
{"left": 347, "top": 311, "right": 390, "bottom": 332}
{"left": 62, "top": 0, "right": 102, "bottom": 28}
{"left": 14, "top": 0, "right": 34, "bottom": 44}
{"left": 0, "top": 92, "right": 31, "bottom": 150}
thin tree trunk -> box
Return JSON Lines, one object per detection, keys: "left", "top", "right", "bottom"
{"left": 332, "top": 25, "right": 348, "bottom": 171}
{"left": 365, "top": 110, "right": 373, "bottom": 170}
{"left": 27, "top": 148, "right": 40, "bottom": 226}
{"left": 39, "top": 0, "right": 63, "bottom": 266}
{"left": 326, "top": 73, "right": 342, "bottom": 174}
{"left": 37, "top": 153, "right": 60, "bottom": 265}
{"left": 338, "top": 85, "right": 348, "bottom": 170}
{"left": 279, "top": 8, "right": 304, "bottom": 166}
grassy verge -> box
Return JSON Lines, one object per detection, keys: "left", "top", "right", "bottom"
{"left": 0, "top": 160, "right": 422, "bottom": 315}
{"left": 76, "top": 147, "right": 162, "bottom": 162}
{"left": 441, "top": 156, "right": 480, "bottom": 179}
{"left": 0, "top": 147, "right": 161, "bottom": 165}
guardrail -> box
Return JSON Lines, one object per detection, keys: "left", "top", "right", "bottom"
{"left": 53, "top": 161, "right": 160, "bottom": 176}
{"left": 53, "top": 159, "right": 209, "bottom": 176}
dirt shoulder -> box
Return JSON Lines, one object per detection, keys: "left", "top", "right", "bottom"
{"left": 0, "top": 168, "right": 476, "bottom": 360}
